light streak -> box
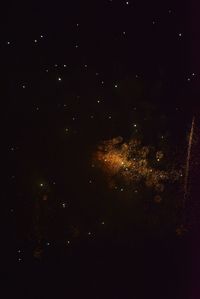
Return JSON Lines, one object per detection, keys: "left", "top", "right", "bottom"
{"left": 184, "top": 116, "right": 195, "bottom": 200}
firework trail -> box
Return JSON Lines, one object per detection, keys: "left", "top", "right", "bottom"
{"left": 184, "top": 116, "right": 195, "bottom": 201}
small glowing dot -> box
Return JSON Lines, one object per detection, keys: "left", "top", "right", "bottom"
{"left": 40, "top": 183, "right": 44, "bottom": 187}
{"left": 178, "top": 33, "right": 182, "bottom": 37}
{"left": 84, "top": 64, "right": 88, "bottom": 68}
{"left": 90, "top": 115, "right": 94, "bottom": 119}
{"left": 75, "top": 44, "right": 79, "bottom": 48}
{"left": 120, "top": 188, "right": 124, "bottom": 192}
{"left": 123, "top": 31, "right": 126, "bottom": 35}
{"left": 53, "top": 182, "right": 56, "bottom": 185}
{"left": 7, "top": 41, "right": 11, "bottom": 45}
{"left": 22, "top": 85, "right": 26, "bottom": 89}
{"left": 101, "top": 222, "right": 105, "bottom": 225}
{"left": 126, "top": 1, "right": 129, "bottom": 4}
{"left": 67, "top": 240, "right": 70, "bottom": 244}
{"left": 114, "top": 84, "right": 118, "bottom": 88}
{"left": 101, "top": 81, "right": 104, "bottom": 84}
{"left": 46, "top": 69, "right": 49, "bottom": 72}
{"left": 97, "top": 100, "right": 100, "bottom": 103}
{"left": 192, "top": 73, "right": 195, "bottom": 76}
{"left": 96, "top": 72, "right": 99, "bottom": 76}
{"left": 65, "top": 128, "right": 69, "bottom": 132}
{"left": 18, "top": 250, "right": 21, "bottom": 253}
{"left": 58, "top": 77, "right": 62, "bottom": 81}
{"left": 46, "top": 242, "right": 50, "bottom": 246}
{"left": 89, "top": 180, "right": 92, "bottom": 184}
{"left": 187, "top": 78, "right": 191, "bottom": 81}
{"left": 152, "top": 21, "right": 155, "bottom": 25}
{"left": 88, "top": 232, "right": 91, "bottom": 235}
{"left": 62, "top": 203, "right": 66, "bottom": 208}
{"left": 40, "top": 35, "right": 44, "bottom": 38}
{"left": 108, "top": 116, "right": 112, "bottom": 119}
{"left": 63, "top": 64, "right": 67, "bottom": 67}
{"left": 18, "top": 258, "right": 22, "bottom": 262}
{"left": 34, "top": 39, "right": 38, "bottom": 43}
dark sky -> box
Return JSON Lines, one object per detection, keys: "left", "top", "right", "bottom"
{"left": 2, "top": 1, "right": 199, "bottom": 298}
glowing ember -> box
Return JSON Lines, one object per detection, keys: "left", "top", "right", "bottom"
{"left": 94, "top": 136, "right": 181, "bottom": 192}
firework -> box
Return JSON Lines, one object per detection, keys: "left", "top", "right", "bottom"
{"left": 94, "top": 136, "right": 181, "bottom": 193}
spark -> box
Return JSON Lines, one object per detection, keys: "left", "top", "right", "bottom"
{"left": 184, "top": 116, "right": 195, "bottom": 201}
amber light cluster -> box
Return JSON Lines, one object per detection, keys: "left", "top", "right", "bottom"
{"left": 94, "top": 136, "right": 181, "bottom": 194}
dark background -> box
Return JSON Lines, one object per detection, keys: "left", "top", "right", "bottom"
{"left": 1, "top": 0, "right": 200, "bottom": 298}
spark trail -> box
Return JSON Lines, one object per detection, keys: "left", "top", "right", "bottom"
{"left": 184, "top": 116, "right": 195, "bottom": 201}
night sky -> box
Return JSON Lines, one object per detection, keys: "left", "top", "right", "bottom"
{"left": 2, "top": 1, "right": 199, "bottom": 298}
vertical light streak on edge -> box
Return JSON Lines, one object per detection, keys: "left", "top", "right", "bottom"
{"left": 184, "top": 116, "right": 195, "bottom": 201}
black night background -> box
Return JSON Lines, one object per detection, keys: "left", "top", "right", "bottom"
{"left": 2, "top": 1, "right": 200, "bottom": 298}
